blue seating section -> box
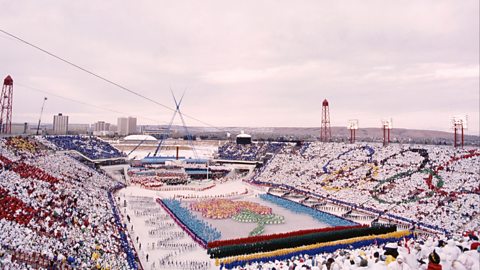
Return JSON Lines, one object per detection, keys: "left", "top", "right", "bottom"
{"left": 45, "top": 135, "right": 124, "bottom": 160}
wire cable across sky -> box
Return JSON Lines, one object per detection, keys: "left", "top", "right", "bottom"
{"left": 16, "top": 82, "right": 169, "bottom": 126}
{"left": 0, "top": 28, "right": 226, "bottom": 132}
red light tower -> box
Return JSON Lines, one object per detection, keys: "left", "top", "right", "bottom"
{"left": 0, "top": 75, "right": 13, "bottom": 134}
{"left": 320, "top": 99, "right": 331, "bottom": 142}
{"left": 452, "top": 115, "right": 467, "bottom": 148}
{"left": 347, "top": 119, "right": 359, "bottom": 143}
{"left": 381, "top": 118, "right": 392, "bottom": 146}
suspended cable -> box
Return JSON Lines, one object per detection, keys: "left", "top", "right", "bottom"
{"left": 16, "top": 82, "right": 167, "bottom": 125}
{"left": 0, "top": 28, "right": 227, "bottom": 132}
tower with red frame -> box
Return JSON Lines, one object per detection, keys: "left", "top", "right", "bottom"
{"left": 347, "top": 119, "right": 359, "bottom": 143}
{"left": 381, "top": 119, "right": 392, "bottom": 146}
{"left": 452, "top": 115, "right": 467, "bottom": 148}
{"left": 0, "top": 75, "right": 13, "bottom": 134}
{"left": 320, "top": 99, "right": 331, "bottom": 142}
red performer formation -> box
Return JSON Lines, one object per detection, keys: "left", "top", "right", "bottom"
{"left": 320, "top": 99, "right": 331, "bottom": 142}
{"left": 0, "top": 75, "right": 13, "bottom": 134}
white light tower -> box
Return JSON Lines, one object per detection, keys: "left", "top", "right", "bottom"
{"left": 451, "top": 115, "right": 468, "bottom": 148}
{"left": 381, "top": 118, "right": 393, "bottom": 146}
{"left": 347, "top": 119, "right": 359, "bottom": 143}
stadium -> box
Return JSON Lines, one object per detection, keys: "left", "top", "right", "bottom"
{"left": 1, "top": 1, "right": 479, "bottom": 269}
{"left": 0, "top": 133, "right": 479, "bottom": 269}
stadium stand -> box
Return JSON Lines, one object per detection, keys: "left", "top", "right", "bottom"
{"left": 250, "top": 142, "right": 480, "bottom": 234}
{"left": 42, "top": 135, "right": 125, "bottom": 160}
{"left": 218, "top": 142, "right": 285, "bottom": 161}
{"left": 220, "top": 233, "right": 480, "bottom": 269}
{"left": 0, "top": 137, "right": 139, "bottom": 269}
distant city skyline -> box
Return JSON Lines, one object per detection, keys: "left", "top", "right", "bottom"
{"left": 1, "top": 1, "right": 478, "bottom": 135}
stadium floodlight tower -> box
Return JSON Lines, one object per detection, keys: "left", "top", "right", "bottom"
{"left": 381, "top": 118, "right": 393, "bottom": 146}
{"left": 320, "top": 99, "right": 331, "bottom": 142}
{"left": 347, "top": 119, "right": 359, "bottom": 143}
{"left": 451, "top": 115, "right": 468, "bottom": 148}
{"left": 36, "top": 97, "right": 48, "bottom": 135}
{"left": 0, "top": 75, "right": 13, "bottom": 134}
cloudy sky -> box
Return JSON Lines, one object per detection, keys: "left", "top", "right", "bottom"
{"left": 1, "top": 1, "right": 478, "bottom": 134}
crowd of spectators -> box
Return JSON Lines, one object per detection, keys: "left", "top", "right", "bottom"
{"left": 42, "top": 135, "right": 125, "bottom": 160}
{"left": 218, "top": 142, "right": 285, "bottom": 161}
{"left": 2, "top": 135, "right": 479, "bottom": 269}
{"left": 249, "top": 142, "right": 479, "bottom": 234}
{"left": 226, "top": 233, "right": 480, "bottom": 270}
{"left": 0, "top": 137, "right": 138, "bottom": 269}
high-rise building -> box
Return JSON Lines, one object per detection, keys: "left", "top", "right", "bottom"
{"left": 93, "top": 121, "right": 111, "bottom": 132}
{"left": 117, "top": 116, "right": 137, "bottom": 136}
{"left": 53, "top": 113, "right": 69, "bottom": 134}
{"left": 93, "top": 121, "right": 113, "bottom": 136}
{"left": 127, "top": 116, "right": 137, "bottom": 135}
{"left": 108, "top": 124, "right": 117, "bottom": 132}
{"left": 117, "top": 117, "right": 128, "bottom": 136}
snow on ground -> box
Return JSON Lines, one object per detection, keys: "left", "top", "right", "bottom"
{"left": 116, "top": 191, "right": 215, "bottom": 270}
{"left": 116, "top": 180, "right": 253, "bottom": 270}
{"left": 126, "top": 144, "right": 218, "bottom": 160}
{"left": 122, "top": 179, "right": 249, "bottom": 199}
{"left": 115, "top": 180, "right": 334, "bottom": 269}
{"left": 199, "top": 195, "right": 330, "bottom": 239}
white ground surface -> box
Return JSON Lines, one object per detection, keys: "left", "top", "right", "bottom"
{"left": 117, "top": 190, "right": 215, "bottom": 270}
{"left": 115, "top": 180, "right": 347, "bottom": 270}
{"left": 116, "top": 180, "right": 258, "bottom": 270}
{"left": 128, "top": 148, "right": 216, "bottom": 160}
{"left": 192, "top": 195, "right": 330, "bottom": 239}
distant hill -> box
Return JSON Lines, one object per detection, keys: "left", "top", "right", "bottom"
{"left": 178, "top": 126, "right": 479, "bottom": 145}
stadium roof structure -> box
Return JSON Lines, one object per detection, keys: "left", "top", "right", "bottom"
{"left": 152, "top": 90, "right": 198, "bottom": 159}
{"left": 236, "top": 133, "right": 252, "bottom": 138}
{"left": 123, "top": 135, "right": 157, "bottom": 141}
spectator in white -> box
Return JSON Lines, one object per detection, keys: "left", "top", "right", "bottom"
{"left": 386, "top": 255, "right": 411, "bottom": 270}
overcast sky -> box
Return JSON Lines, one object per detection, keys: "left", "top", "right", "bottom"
{"left": 1, "top": 1, "right": 478, "bottom": 134}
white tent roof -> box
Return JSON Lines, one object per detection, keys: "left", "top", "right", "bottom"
{"left": 123, "top": 134, "right": 157, "bottom": 141}
{"left": 236, "top": 133, "right": 251, "bottom": 138}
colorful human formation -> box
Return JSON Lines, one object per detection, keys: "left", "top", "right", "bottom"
{"left": 190, "top": 199, "right": 272, "bottom": 219}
